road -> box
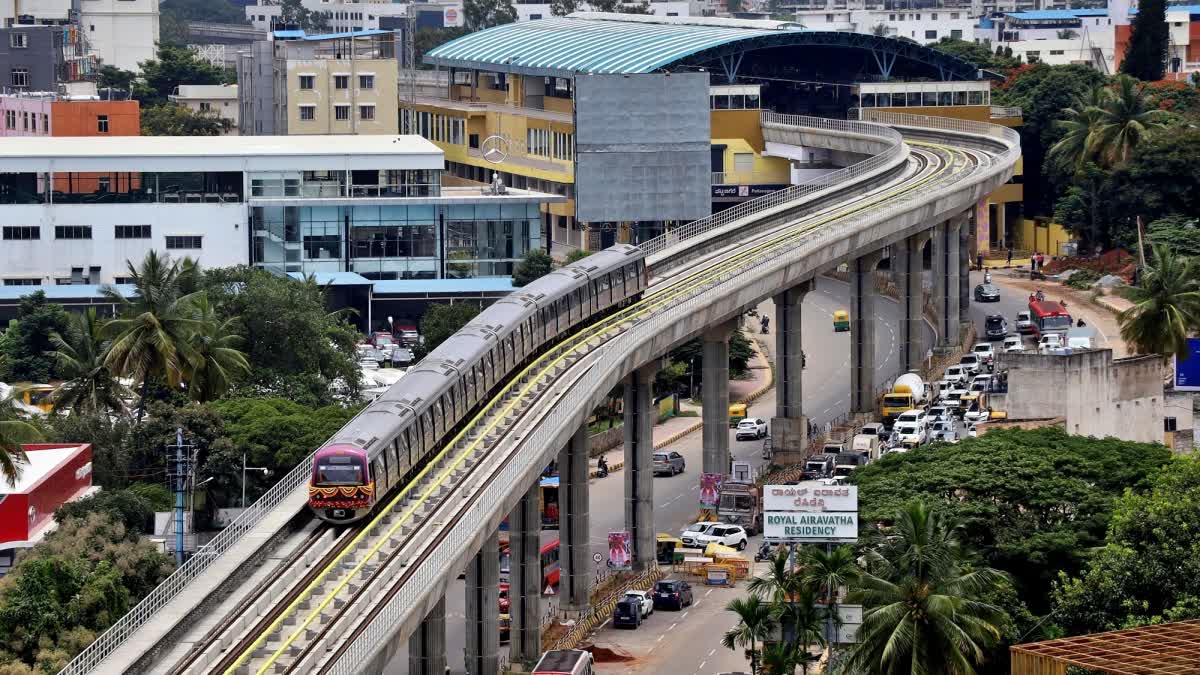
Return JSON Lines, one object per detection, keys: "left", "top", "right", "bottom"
{"left": 385, "top": 278, "right": 928, "bottom": 674}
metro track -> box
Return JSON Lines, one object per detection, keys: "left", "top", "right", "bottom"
{"left": 189, "top": 139, "right": 982, "bottom": 675}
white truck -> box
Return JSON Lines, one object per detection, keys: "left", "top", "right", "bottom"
{"left": 851, "top": 433, "right": 882, "bottom": 462}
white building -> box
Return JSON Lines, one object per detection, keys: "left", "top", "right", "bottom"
{"left": 0, "top": 135, "right": 559, "bottom": 286}
{"left": 169, "top": 84, "right": 240, "bottom": 135}
{"left": 514, "top": 0, "right": 701, "bottom": 22}
{"left": 0, "top": 0, "right": 158, "bottom": 72}
{"left": 791, "top": 8, "right": 977, "bottom": 43}
{"left": 244, "top": 0, "right": 464, "bottom": 32}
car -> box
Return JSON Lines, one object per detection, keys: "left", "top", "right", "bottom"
{"left": 959, "top": 354, "right": 982, "bottom": 375}
{"left": 941, "top": 387, "right": 968, "bottom": 412}
{"left": 680, "top": 521, "right": 718, "bottom": 547}
{"left": 613, "top": 598, "right": 643, "bottom": 628}
{"left": 623, "top": 589, "right": 655, "bottom": 618}
{"left": 499, "top": 583, "right": 510, "bottom": 613}
{"left": 974, "top": 283, "right": 1000, "bottom": 302}
{"left": 964, "top": 406, "right": 990, "bottom": 423}
{"left": 965, "top": 421, "right": 979, "bottom": 438}
{"left": 1002, "top": 335, "right": 1024, "bottom": 353}
{"left": 1038, "top": 333, "right": 1064, "bottom": 353}
{"left": 860, "top": 422, "right": 887, "bottom": 440}
{"left": 984, "top": 315, "right": 1007, "bottom": 340}
{"left": 735, "top": 417, "right": 768, "bottom": 441}
{"left": 652, "top": 451, "right": 685, "bottom": 476}
{"left": 927, "top": 405, "right": 949, "bottom": 422}
{"left": 1015, "top": 310, "right": 1034, "bottom": 334}
{"left": 941, "top": 364, "right": 968, "bottom": 387}
{"left": 761, "top": 436, "right": 772, "bottom": 460}
{"left": 653, "top": 579, "right": 694, "bottom": 610}
{"left": 973, "top": 342, "right": 996, "bottom": 365}
{"left": 892, "top": 422, "right": 925, "bottom": 445}
{"left": 694, "top": 524, "right": 749, "bottom": 550}
{"left": 894, "top": 409, "right": 928, "bottom": 432}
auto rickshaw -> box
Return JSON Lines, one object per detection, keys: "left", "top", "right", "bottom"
{"left": 728, "top": 403, "right": 748, "bottom": 427}
{"left": 656, "top": 533, "right": 684, "bottom": 565}
{"left": 833, "top": 309, "right": 850, "bottom": 332}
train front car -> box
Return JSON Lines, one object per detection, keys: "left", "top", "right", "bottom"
{"left": 308, "top": 444, "right": 375, "bottom": 523}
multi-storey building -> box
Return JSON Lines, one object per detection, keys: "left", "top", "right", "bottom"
{"left": 513, "top": 0, "right": 702, "bottom": 21}
{"left": 0, "top": 91, "right": 138, "bottom": 137}
{"left": 0, "top": 135, "right": 558, "bottom": 288}
{"left": 0, "top": 25, "right": 68, "bottom": 92}
{"left": 0, "top": 0, "right": 157, "bottom": 72}
{"left": 169, "top": 84, "right": 240, "bottom": 135}
{"left": 243, "top": 0, "right": 465, "bottom": 32}
{"left": 789, "top": 7, "right": 977, "bottom": 43}
{"left": 237, "top": 29, "right": 400, "bottom": 136}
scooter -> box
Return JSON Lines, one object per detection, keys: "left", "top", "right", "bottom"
{"left": 596, "top": 458, "right": 609, "bottom": 478}
{"left": 754, "top": 541, "right": 774, "bottom": 562}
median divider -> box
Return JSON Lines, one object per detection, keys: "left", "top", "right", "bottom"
{"left": 545, "top": 565, "right": 665, "bottom": 653}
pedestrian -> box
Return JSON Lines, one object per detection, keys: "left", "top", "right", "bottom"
{"left": 1077, "top": 318, "right": 1087, "bottom": 327}
{"left": 1030, "top": 257, "right": 1036, "bottom": 273}
{"left": 977, "top": 252, "right": 984, "bottom": 271}
{"left": 1006, "top": 246, "right": 1013, "bottom": 267}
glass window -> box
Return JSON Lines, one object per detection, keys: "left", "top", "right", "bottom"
{"left": 2, "top": 226, "right": 38, "bottom": 240}
{"left": 334, "top": 74, "right": 349, "bottom": 89}
{"left": 299, "top": 74, "right": 315, "bottom": 90}
{"left": 10, "top": 32, "right": 27, "bottom": 48}
{"left": 115, "top": 224, "right": 151, "bottom": 239}
{"left": 55, "top": 225, "right": 92, "bottom": 240}
{"left": 97, "top": 115, "right": 109, "bottom": 133}
{"left": 165, "top": 235, "right": 202, "bottom": 249}
{"left": 335, "top": 105, "right": 350, "bottom": 121}
{"left": 10, "top": 68, "right": 28, "bottom": 88}
{"left": 359, "top": 105, "right": 375, "bottom": 121}
{"left": 359, "top": 74, "right": 374, "bottom": 90}
{"left": 299, "top": 105, "right": 315, "bottom": 121}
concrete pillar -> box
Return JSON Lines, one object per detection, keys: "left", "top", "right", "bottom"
{"left": 508, "top": 483, "right": 541, "bottom": 665}
{"left": 931, "top": 221, "right": 947, "bottom": 349}
{"left": 465, "top": 533, "right": 500, "bottom": 675}
{"left": 557, "top": 426, "right": 590, "bottom": 614}
{"left": 702, "top": 319, "right": 737, "bottom": 476}
{"left": 945, "top": 217, "right": 963, "bottom": 349}
{"left": 894, "top": 232, "right": 930, "bottom": 373}
{"left": 851, "top": 251, "right": 884, "bottom": 414}
{"left": 772, "top": 282, "right": 812, "bottom": 463}
{"left": 407, "top": 596, "right": 447, "bottom": 675}
{"left": 959, "top": 213, "right": 972, "bottom": 328}
{"left": 623, "top": 362, "right": 658, "bottom": 572}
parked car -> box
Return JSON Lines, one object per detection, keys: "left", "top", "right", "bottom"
{"left": 613, "top": 598, "right": 643, "bottom": 628}
{"left": 974, "top": 283, "right": 1000, "bottom": 302}
{"left": 735, "top": 417, "right": 768, "bottom": 440}
{"left": 1015, "top": 310, "right": 1034, "bottom": 334}
{"left": 694, "top": 524, "right": 749, "bottom": 550}
{"left": 1002, "top": 335, "right": 1024, "bottom": 353}
{"left": 623, "top": 590, "right": 655, "bottom": 618}
{"left": 653, "top": 579, "right": 694, "bottom": 610}
{"left": 653, "top": 451, "right": 686, "bottom": 476}
{"left": 680, "top": 522, "right": 718, "bottom": 547}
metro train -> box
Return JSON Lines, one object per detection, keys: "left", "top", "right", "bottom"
{"left": 308, "top": 245, "right": 649, "bottom": 523}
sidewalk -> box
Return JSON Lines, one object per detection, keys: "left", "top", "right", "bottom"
{"left": 988, "top": 269, "right": 1129, "bottom": 356}
{"left": 591, "top": 335, "right": 774, "bottom": 477}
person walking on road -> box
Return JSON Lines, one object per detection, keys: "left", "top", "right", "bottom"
{"left": 976, "top": 252, "right": 984, "bottom": 271}
{"left": 1006, "top": 246, "right": 1013, "bottom": 267}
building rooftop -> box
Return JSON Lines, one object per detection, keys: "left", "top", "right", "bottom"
{"left": 171, "top": 84, "right": 239, "bottom": 100}
{"left": 1011, "top": 620, "right": 1200, "bottom": 674}
{"left": 426, "top": 12, "right": 980, "bottom": 80}
{"left": 372, "top": 277, "right": 516, "bottom": 296}
{"left": 1, "top": 444, "right": 86, "bottom": 495}
{"left": 272, "top": 28, "right": 394, "bottom": 41}
{"left": 0, "top": 135, "right": 443, "bottom": 172}
{"left": 1005, "top": 8, "right": 1109, "bottom": 19}
{"left": 0, "top": 284, "right": 133, "bottom": 302}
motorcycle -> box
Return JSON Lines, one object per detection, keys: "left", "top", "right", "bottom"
{"left": 754, "top": 541, "right": 774, "bottom": 562}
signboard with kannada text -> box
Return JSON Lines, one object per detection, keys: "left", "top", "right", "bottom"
{"left": 765, "top": 512, "right": 858, "bottom": 542}
{"left": 764, "top": 483, "right": 857, "bottom": 512}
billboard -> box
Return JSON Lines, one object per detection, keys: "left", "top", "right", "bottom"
{"left": 607, "top": 530, "right": 631, "bottom": 571}
{"left": 443, "top": 7, "right": 463, "bottom": 26}
{"left": 1174, "top": 338, "right": 1200, "bottom": 391}
{"left": 765, "top": 512, "right": 858, "bottom": 542}
{"left": 764, "top": 483, "right": 858, "bottom": 513}
{"left": 699, "top": 472, "right": 723, "bottom": 508}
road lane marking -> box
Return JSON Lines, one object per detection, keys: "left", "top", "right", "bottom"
{"left": 682, "top": 611, "right": 689, "bottom": 619}
{"left": 708, "top": 648, "right": 716, "bottom": 657}
{"left": 699, "top": 661, "right": 707, "bottom": 670}
{"left": 657, "top": 634, "right": 665, "bottom": 642}
{"left": 693, "top": 600, "right": 701, "bottom": 607}
{"left": 670, "top": 623, "right": 678, "bottom": 631}
{"left": 705, "top": 589, "right": 713, "bottom": 596}
{"left": 599, "top": 618, "right": 610, "bottom": 629}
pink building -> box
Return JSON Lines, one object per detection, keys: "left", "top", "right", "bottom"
{"left": 0, "top": 93, "right": 53, "bottom": 137}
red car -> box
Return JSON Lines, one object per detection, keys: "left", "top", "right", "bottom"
{"left": 499, "top": 582, "right": 510, "bottom": 613}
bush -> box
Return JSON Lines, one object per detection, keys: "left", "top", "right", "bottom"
{"left": 1065, "top": 269, "right": 1101, "bottom": 290}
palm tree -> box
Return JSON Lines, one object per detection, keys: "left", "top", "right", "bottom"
{"left": 1093, "top": 75, "right": 1166, "bottom": 167}
{"left": 846, "top": 500, "right": 1011, "bottom": 675}
{"left": 0, "top": 413, "right": 41, "bottom": 488}
{"left": 1118, "top": 243, "right": 1200, "bottom": 361}
{"left": 1048, "top": 87, "right": 1108, "bottom": 175}
{"left": 802, "top": 545, "right": 859, "bottom": 649}
{"left": 722, "top": 595, "right": 778, "bottom": 675}
{"left": 759, "top": 641, "right": 799, "bottom": 675}
{"left": 185, "top": 295, "right": 250, "bottom": 402}
{"left": 748, "top": 550, "right": 826, "bottom": 674}
{"left": 49, "top": 307, "right": 131, "bottom": 416}
{"left": 102, "top": 252, "right": 204, "bottom": 418}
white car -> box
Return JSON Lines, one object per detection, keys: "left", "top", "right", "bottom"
{"left": 941, "top": 365, "right": 968, "bottom": 387}
{"left": 680, "top": 522, "right": 718, "bottom": 547}
{"left": 964, "top": 407, "right": 990, "bottom": 423}
{"left": 972, "top": 343, "right": 996, "bottom": 367}
{"left": 623, "top": 590, "right": 655, "bottom": 618}
{"left": 892, "top": 422, "right": 926, "bottom": 446}
{"left": 735, "top": 417, "right": 768, "bottom": 441}
{"left": 927, "top": 405, "right": 949, "bottom": 422}
{"left": 1015, "top": 310, "right": 1034, "bottom": 334}
{"left": 895, "top": 409, "right": 928, "bottom": 432}
{"left": 1002, "top": 335, "right": 1024, "bottom": 353}
{"left": 929, "top": 420, "right": 957, "bottom": 442}
{"left": 965, "top": 421, "right": 979, "bottom": 438}
{"left": 694, "top": 524, "right": 749, "bottom": 551}
{"left": 1038, "top": 334, "right": 1064, "bottom": 353}
{"left": 959, "top": 354, "right": 983, "bottom": 375}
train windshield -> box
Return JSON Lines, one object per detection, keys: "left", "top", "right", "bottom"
{"left": 315, "top": 455, "right": 367, "bottom": 486}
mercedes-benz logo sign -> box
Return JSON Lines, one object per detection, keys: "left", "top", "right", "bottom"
{"left": 481, "top": 135, "right": 509, "bottom": 164}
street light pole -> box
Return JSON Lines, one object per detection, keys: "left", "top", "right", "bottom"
{"left": 242, "top": 453, "right": 270, "bottom": 509}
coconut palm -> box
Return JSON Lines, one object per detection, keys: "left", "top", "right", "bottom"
{"left": 759, "top": 641, "right": 800, "bottom": 675}
{"left": 1093, "top": 75, "right": 1166, "bottom": 167}
{"left": 49, "top": 307, "right": 131, "bottom": 416}
{"left": 722, "top": 595, "right": 778, "bottom": 675}
{"left": 1048, "top": 87, "right": 1108, "bottom": 175}
{"left": 846, "top": 500, "right": 1011, "bottom": 675}
{"left": 1118, "top": 243, "right": 1200, "bottom": 361}
{"left": 0, "top": 418, "right": 41, "bottom": 488}
{"left": 185, "top": 295, "right": 250, "bottom": 402}
{"left": 802, "top": 545, "right": 859, "bottom": 649}
{"left": 749, "top": 550, "right": 827, "bottom": 673}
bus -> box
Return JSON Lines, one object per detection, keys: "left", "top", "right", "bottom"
{"left": 532, "top": 649, "right": 594, "bottom": 675}
{"left": 499, "top": 538, "right": 561, "bottom": 589}
{"left": 1028, "top": 300, "right": 1072, "bottom": 340}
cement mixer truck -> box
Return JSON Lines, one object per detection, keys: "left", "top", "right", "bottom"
{"left": 880, "top": 373, "right": 927, "bottom": 426}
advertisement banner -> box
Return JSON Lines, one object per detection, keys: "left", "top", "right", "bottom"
{"left": 765, "top": 512, "right": 858, "bottom": 543}
{"left": 1174, "top": 338, "right": 1200, "bottom": 391}
{"left": 699, "top": 472, "right": 723, "bottom": 508}
{"left": 607, "top": 530, "right": 631, "bottom": 571}
{"left": 764, "top": 483, "right": 858, "bottom": 512}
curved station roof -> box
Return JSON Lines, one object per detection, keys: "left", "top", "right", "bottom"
{"left": 426, "top": 13, "right": 982, "bottom": 81}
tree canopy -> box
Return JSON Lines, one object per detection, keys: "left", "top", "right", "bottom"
{"left": 932, "top": 38, "right": 1020, "bottom": 70}
{"left": 512, "top": 249, "right": 554, "bottom": 287}
{"left": 463, "top": 0, "right": 517, "bottom": 31}
{"left": 0, "top": 292, "right": 72, "bottom": 384}
{"left": 1121, "top": 0, "right": 1169, "bottom": 81}
{"left": 418, "top": 303, "right": 481, "bottom": 358}
{"left": 133, "top": 45, "right": 236, "bottom": 107}
{"left": 141, "top": 104, "right": 233, "bottom": 136}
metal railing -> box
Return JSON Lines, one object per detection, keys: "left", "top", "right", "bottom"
{"left": 59, "top": 112, "right": 1016, "bottom": 675}
{"left": 324, "top": 113, "right": 1019, "bottom": 673}
{"left": 640, "top": 111, "right": 905, "bottom": 259}
{"left": 989, "top": 106, "right": 1023, "bottom": 119}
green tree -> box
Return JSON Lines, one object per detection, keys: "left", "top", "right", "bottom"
{"left": 564, "top": 249, "right": 593, "bottom": 264}
{"left": 185, "top": 295, "right": 249, "bottom": 403}
{"left": 0, "top": 418, "right": 40, "bottom": 488}
{"left": 722, "top": 595, "right": 778, "bottom": 675}
{"left": 1144, "top": 215, "right": 1200, "bottom": 257}
{"left": 512, "top": 249, "right": 553, "bottom": 287}
{"left": 1121, "top": 0, "right": 1169, "bottom": 81}
{"left": 0, "top": 292, "right": 72, "bottom": 383}
{"left": 748, "top": 550, "right": 826, "bottom": 674}
{"left": 463, "top": 0, "right": 517, "bottom": 31}
{"left": 849, "top": 426, "right": 1171, "bottom": 613}
{"left": 133, "top": 45, "right": 236, "bottom": 106}
{"left": 932, "top": 37, "right": 1020, "bottom": 70}
{"left": 413, "top": 27, "right": 470, "bottom": 67}
{"left": 418, "top": 303, "right": 481, "bottom": 358}
{"left": 1093, "top": 75, "right": 1166, "bottom": 167}
{"left": 549, "top": 0, "right": 580, "bottom": 15}
{"left": 49, "top": 308, "right": 131, "bottom": 417}
{"left": 141, "top": 103, "right": 233, "bottom": 136}
{"left": 279, "top": 0, "right": 331, "bottom": 32}
{"left": 43, "top": 412, "right": 133, "bottom": 489}
{"left": 94, "top": 64, "right": 135, "bottom": 93}
{"left": 802, "top": 545, "right": 859, "bottom": 651}
{"left": 1110, "top": 127, "right": 1200, "bottom": 224}
{"left": 53, "top": 488, "right": 155, "bottom": 534}
{"left": 1117, "top": 243, "right": 1200, "bottom": 360}
{"left": 1047, "top": 87, "right": 1108, "bottom": 174}
{"left": 847, "top": 501, "right": 1011, "bottom": 675}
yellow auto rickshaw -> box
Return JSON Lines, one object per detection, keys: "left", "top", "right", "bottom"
{"left": 656, "top": 533, "right": 685, "bottom": 565}
{"left": 20, "top": 384, "right": 55, "bottom": 414}
{"left": 833, "top": 309, "right": 850, "bottom": 332}
{"left": 728, "top": 403, "right": 748, "bottom": 427}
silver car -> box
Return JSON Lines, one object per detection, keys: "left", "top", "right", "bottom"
{"left": 653, "top": 451, "right": 685, "bottom": 476}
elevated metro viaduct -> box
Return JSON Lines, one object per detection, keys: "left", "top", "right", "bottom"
{"left": 419, "top": 13, "right": 1020, "bottom": 254}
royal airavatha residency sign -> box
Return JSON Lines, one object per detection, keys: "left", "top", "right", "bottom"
{"left": 763, "top": 482, "right": 859, "bottom": 544}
